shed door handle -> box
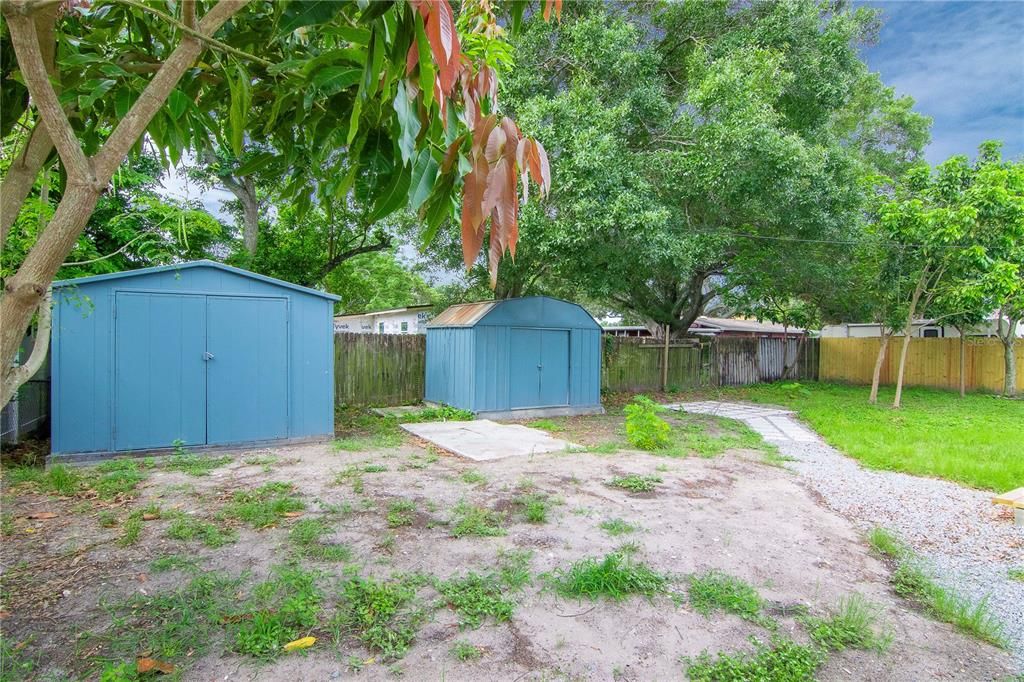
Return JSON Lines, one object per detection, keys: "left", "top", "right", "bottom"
{"left": 203, "top": 352, "right": 215, "bottom": 361}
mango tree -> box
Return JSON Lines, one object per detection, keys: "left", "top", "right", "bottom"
{"left": 0, "top": 0, "right": 556, "bottom": 408}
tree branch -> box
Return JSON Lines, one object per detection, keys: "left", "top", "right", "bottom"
{"left": 0, "top": 121, "right": 54, "bottom": 246}
{"left": 94, "top": 0, "right": 250, "bottom": 182}
{"left": 0, "top": 287, "right": 51, "bottom": 409}
{"left": 2, "top": 4, "right": 92, "bottom": 183}
{"left": 317, "top": 236, "right": 392, "bottom": 281}
{"left": 108, "top": 0, "right": 272, "bottom": 67}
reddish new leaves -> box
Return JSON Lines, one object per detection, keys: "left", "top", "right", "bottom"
{"left": 407, "top": 0, "right": 552, "bottom": 288}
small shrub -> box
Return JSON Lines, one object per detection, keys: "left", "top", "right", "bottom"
{"left": 599, "top": 518, "right": 639, "bottom": 537}
{"left": 802, "top": 594, "right": 892, "bottom": 652}
{"left": 450, "top": 502, "right": 504, "bottom": 538}
{"left": 684, "top": 635, "right": 825, "bottom": 682}
{"left": 607, "top": 474, "right": 662, "bottom": 493}
{"left": 623, "top": 395, "right": 672, "bottom": 450}
{"left": 687, "top": 571, "right": 770, "bottom": 626}
{"left": 387, "top": 500, "right": 417, "bottom": 528}
{"left": 549, "top": 552, "right": 668, "bottom": 601}
{"left": 450, "top": 640, "right": 482, "bottom": 661}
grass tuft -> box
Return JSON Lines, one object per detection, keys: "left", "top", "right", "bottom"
{"left": 163, "top": 454, "right": 232, "bottom": 476}
{"left": 166, "top": 514, "right": 237, "bottom": 548}
{"left": 607, "top": 474, "right": 662, "bottom": 493}
{"left": 684, "top": 635, "right": 825, "bottom": 682}
{"left": 514, "top": 493, "right": 550, "bottom": 524}
{"left": 333, "top": 575, "right": 424, "bottom": 660}
{"left": 450, "top": 640, "right": 482, "bottom": 661}
{"left": 288, "top": 518, "right": 351, "bottom": 561}
{"left": 687, "top": 571, "right": 771, "bottom": 627}
{"left": 549, "top": 552, "right": 668, "bottom": 601}
{"left": 802, "top": 594, "right": 892, "bottom": 652}
{"left": 460, "top": 470, "right": 488, "bottom": 486}
{"left": 450, "top": 502, "right": 504, "bottom": 538}
{"left": 386, "top": 499, "right": 418, "bottom": 528}
{"left": 221, "top": 482, "right": 304, "bottom": 528}
{"left": 599, "top": 518, "right": 640, "bottom": 537}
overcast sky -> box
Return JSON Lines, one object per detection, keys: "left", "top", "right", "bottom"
{"left": 859, "top": 0, "right": 1024, "bottom": 163}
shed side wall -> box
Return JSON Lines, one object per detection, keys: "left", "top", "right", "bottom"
{"left": 570, "top": 328, "right": 602, "bottom": 407}
{"left": 472, "top": 326, "right": 511, "bottom": 412}
{"left": 425, "top": 328, "right": 475, "bottom": 410}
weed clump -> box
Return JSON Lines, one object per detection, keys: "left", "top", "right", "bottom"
{"left": 221, "top": 482, "right": 304, "bottom": 528}
{"left": 684, "top": 635, "right": 825, "bottom": 682}
{"left": 624, "top": 395, "right": 672, "bottom": 450}
{"left": 687, "top": 571, "right": 770, "bottom": 626}
{"left": 607, "top": 474, "right": 662, "bottom": 493}
{"left": 288, "top": 518, "right": 351, "bottom": 561}
{"left": 386, "top": 499, "right": 418, "bottom": 528}
{"left": 450, "top": 502, "right": 504, "bottom": 538}
{"left": 802, "top": 594, "right": 892, "bottom": 652}
{"left": 234, "top": 565, "right": 323, "bottom": 658}
{"left": 333, "top": 576, "right": 424, "bottom": 660}
{"left": 599, "top": 518, "right": 640, "bottom": 536}
{"left": 549, "top": 552, "right": 668, "bottom": 601}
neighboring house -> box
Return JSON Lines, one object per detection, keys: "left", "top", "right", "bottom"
{"left": 602, "top": 325, "right": 653, "bottom": 338}
{"left": 821, "top": 315, "right": 1022, "bottom": 339}
{"left": 688, "top": 317, "right": 808, "bottom": 339}
{"left": 333, "top": 305, "right": 434, "bottom": 335}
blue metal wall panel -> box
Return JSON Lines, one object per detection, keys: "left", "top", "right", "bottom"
{"left": 51, "top": 263, "right": 335, "bottom": 454}
{"left": 206, "top": 296, "right": 288, "bottom": 444}
{"left": 472, "top": 325, "right": 509, "bottom": 411}
{"left": 114, "top": 292, "right": 207, "bottom": 450}
{"left": 570, "top": 328, "right": 602, "bottom": 407}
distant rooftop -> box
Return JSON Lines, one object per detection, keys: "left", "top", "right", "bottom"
{"left": 691, "top": 316, "right": 806, "bottom": 335}
{"left": 334, "top": 304, "right": 433, "bottom": 320}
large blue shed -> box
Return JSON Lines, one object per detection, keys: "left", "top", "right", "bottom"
{"left": 425, "top": 297, "right": 603, "bottom": 419}
{"left": 50, "top": 260, "right": 339, "bottom": 458}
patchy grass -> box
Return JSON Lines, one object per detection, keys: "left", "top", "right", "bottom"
{"left": 450, "top": 640, "right": 483, "bottom": 661}
{"left": 687, "top": 571, "right": 771, "bottom": 627}
{"left": 802, "top": 594, "right": 892, "bottom": 652}
{"left": 117, "top": 511, "right": 144, "bottom": 547}
{"left": 221, "top": 482, "right": 305, "bottom": 528}
{"left": 334, "top": 407, "right": 405, "bottom": 450}
{"left": 166, "top": 514, "right": 237, "bottom": 548}
{"left": 528, "top": 419, "right": 566, "bottom": 432}
{"left": 1009, "top": 568, "right": 1024, "bottom": 582}
{"left": 684, "top": 635, "right": 825, "bottom": 682}
{"left": 333, "top": 575, "right": 425, "bottom": 660}
{"left": 867, "top": 526, "right": 1006, "bottom": 647}
{"left": 91, "top": 460, "right": 149, "bottom": 499}
{"left": 163, "top": 453, "right": 233, "bottom": 476}
{"left": 99, "top": 570, "right": 244, "bottom": 673}
{"left": 150, "top": 555, "right": 199, "bottom": 573}
{"left": 587, "top": 441, "right": 622, "bottom": 455}
{"left": 548, "top": 552, "right": 668, "bottom": 601}
{"left": 599, "top": 518, "right": 640, "bottom": 537}
{"left": 450, "top": 502, "right": 505, "bottom": 538}
{"left": 668, "top": 417, "right": 769, "bottom": 458}
{"left": 288, "top": 518, "right": 351, "bottom": 561}
{"left": 514, "top": 493, "right": 550, "bottom": 523}
{"left": 721, "top": 382, "right": 1024, "bottom": 491}
{"left": 460, "top": 469, "right": 488, "bottom": 486}
{"left": 234, "top": 564, "right": 323, "bottom": 659}
{"left": 607, "top": 474, "right": 662, "bottom": 493}
{"left": 386, "top": 499, "right": 418, "bottom": 528}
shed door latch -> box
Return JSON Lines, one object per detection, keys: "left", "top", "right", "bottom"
{"left": 203, "top": 351, "right": 215, "bottom": 361}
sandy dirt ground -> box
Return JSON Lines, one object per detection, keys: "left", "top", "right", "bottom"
{"left": 0, "top": 420, "right": 1015, "bottom": 681}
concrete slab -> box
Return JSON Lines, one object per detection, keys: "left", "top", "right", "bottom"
{"left": 400, "top": 419, "right": 579, "bottom": 461}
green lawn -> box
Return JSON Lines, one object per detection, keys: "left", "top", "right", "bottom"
{"left": 709, "top": 383, "right": 1023, "bottom": 492}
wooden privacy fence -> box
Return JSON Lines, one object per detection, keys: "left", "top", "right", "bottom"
{"left": 335, "top": 333, "right": 820, "bottom": 406}
{"left": 335, "top": 332, "right": 425, "bottom": 406}
{"left": 819, "top": 337, "right": 1022, "bottom": 394}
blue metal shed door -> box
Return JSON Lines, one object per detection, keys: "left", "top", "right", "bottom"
{"left": 206, "top": 296, "right": 288, "bottom": 445}
{"left": 508, "top": 328, "right": 570, "bottom": 408}
{"left": 114, "top": 292, "right": 207, "bottom": 450}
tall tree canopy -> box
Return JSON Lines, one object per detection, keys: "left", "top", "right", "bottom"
{"left": 459, "top": 1, "right": 930, "bottom": 332}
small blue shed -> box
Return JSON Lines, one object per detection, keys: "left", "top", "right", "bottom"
{"left": 425, "top": 297, "right": 604, "bottom": 419}
{"left": 50, "top": 260, "right": 339, "bottom": 458}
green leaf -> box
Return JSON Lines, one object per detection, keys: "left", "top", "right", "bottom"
{"left": 167, "top": 89, "right": 190, "bottom": 120}
{"left": 363, "top": 27, "right": 385, "bottom": 100}
{"left": 228, "top": 65, "right": 250, "bottom": 156}
{"left": 279, "top": 0, "right": 338, "bottom": 34}
{"left": 312, "top": 66, "right": 362, "bottom": 95}
{"left": 369, "top": 164, "right": 412, "bottom": 222}
{"left": 114, "top": 88, "right": 134, "bottom": 118}
{"left": 235, "top": 152, "right": 276, "bottom": 176}
{"left": 408, "top": 148, "right": 439, "bottom": 212}
{"left": 347, "top": 92, "right": 363, "bottom": 146}
{"left": 360, "top": 0, "right": 394, "bottom": 22}
{"left": 414, "top": 12, "right": 435, "bottom": 110}
{"left": 393, "top": 80, "right": 421, "bottom": 166}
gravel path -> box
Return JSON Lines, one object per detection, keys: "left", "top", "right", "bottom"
{"left": 669, "top": 401, "right": 1024, "bottom": 670}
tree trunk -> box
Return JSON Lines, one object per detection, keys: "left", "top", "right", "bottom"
{"left": 1, "top": 185, "right": 102, "bottom": 404}
{"left": 1000, "top": 315, "right": 1019, "bottom": 398}
{"left": 893, "top": 270, "right": 928, "bottom": 409}
{"left": 0, "top": 288, "right": 52, "bottom": 409}
{"left": 956, "top": 326, "right": 966, "bottom": 398}
{"left": 869, "top": 331, "right": 890, "bottom": 404}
